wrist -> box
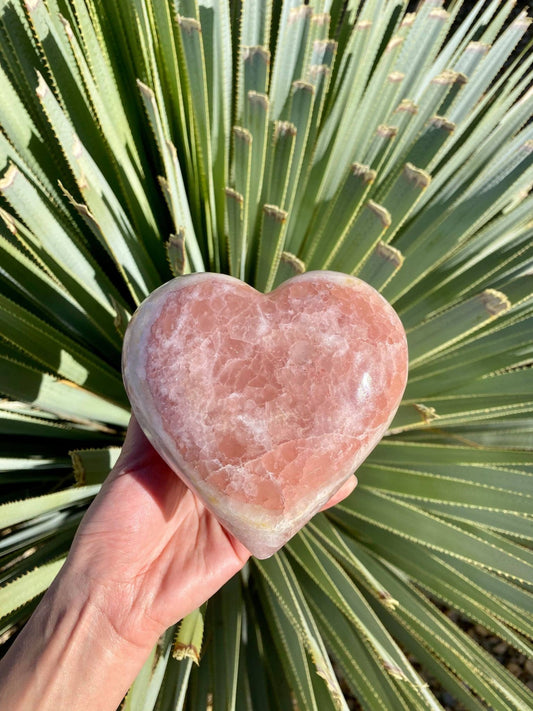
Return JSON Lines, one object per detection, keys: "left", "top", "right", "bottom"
{"left": 63, "top": 542, "right": 166, "bottom": 651}
{"left": 0, "top": 560, "right": 159, "bottom": 711}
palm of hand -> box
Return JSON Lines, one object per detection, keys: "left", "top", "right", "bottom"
{"left": 67, "top": 417, "right": 356, "bottom": 648}
{"left": 69, "top": 417, "right": 250, "bottom": 646}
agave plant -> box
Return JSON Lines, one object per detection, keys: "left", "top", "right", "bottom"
{"left": 1, "top": 0, "right": 533, "bottom": 708}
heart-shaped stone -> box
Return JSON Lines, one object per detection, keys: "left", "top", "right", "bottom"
{"left": 122, "top": 271, "right": 408, "bottom": 558}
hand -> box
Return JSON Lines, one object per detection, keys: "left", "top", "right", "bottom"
{"left": 69, "top": 415, "right": 357, "bottom": 645}
{"left": 0, "top": 415, "right": 357, "bottom": 711}
{"left": 68, "top": 415, "right": 251, "bottom": 646}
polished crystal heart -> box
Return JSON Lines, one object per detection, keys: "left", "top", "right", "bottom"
{"left": 122, "top": 271, "right": 408, "bottom": 558}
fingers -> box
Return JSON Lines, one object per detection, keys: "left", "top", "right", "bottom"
{"left": 320, "top": 474, "right": 358, "bottom": 511}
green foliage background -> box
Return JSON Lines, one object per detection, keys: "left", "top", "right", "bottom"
{"left": 0, "top": 0, "right": 532, "bottom": 708}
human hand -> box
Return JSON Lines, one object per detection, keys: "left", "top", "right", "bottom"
{"left": 68, "top": 415, "right": 357, "bottom": 647}
{"left": 0, "top": 415, "right": 356, "bottom": 711}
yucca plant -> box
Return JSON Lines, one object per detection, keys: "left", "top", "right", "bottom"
{"left": 1, "top": 0, "right": 533, "bottom": 708}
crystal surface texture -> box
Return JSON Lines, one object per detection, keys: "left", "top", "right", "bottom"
{"left": 122, "top": 271, "right": 408, "bottom": 558}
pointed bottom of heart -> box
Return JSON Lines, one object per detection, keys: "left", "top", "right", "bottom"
{"left": 122, "top": 271, "right": 408, "bottom": 558}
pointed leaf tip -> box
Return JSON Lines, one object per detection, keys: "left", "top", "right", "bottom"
{"left": 512, "top": 13, "right": 532, "bottom": 29}
{"left": 386, "top": 37, "right": 403, "bottom": 52}
{"left": 387, "top": 72, "right": 405, "bottom": 84}
{"left": 274, "top": 121, "right": 297, "bottom": 139}
{"left": 465, "top": 41, "right": 490, "bottom": 56}
{"left": 280, "top": 251, "right": 304, "bottom": 273}
{"left": 378, "top": 590, "right": 400, "bottom": 610}
{"left": 480, "top": 289, "right": 510, "bottom": 316}
{"left": 288, "top": 6, "right": 312, "bottom": 23}
{"left": 429, "top": 116, "right": 455, "bottom": 133}
{"left": 432, "top": 70, "right": 460, "bottom": 86}
{"left": 243, "top": 46, "right": 270, "bottom": 64}
{"left": 232, "top": 126, "right": 252, "bottom": 144}
{"left": 247, "top": 91, "right": 269, "bottom": 110}
{"left": 58, "top": 13, "right": 74, "bottom": 39}
{"left": 309, "top": 65, "right": 330, "bottom": 82}
{"left": 0, "top": 165, "right": 19, "bottom": 191}
{"left": 292, "top": 80, "right": 314, "bottom": 94}
{"left": 396, "top": 100, "right": 418, "bottom": 115}
{"left": 177, "top": 16, "right": 201, "bottom": 34}
{"left": 35, "top": 71, "right": 48, "bottom": 99}
{"left": 311, "top": 13, "right": 329, "bottom": 25}
{"left": 367, "top": 201, "right": 392, "bottom": 228}
{"left": 414, "top": 403, "right": 439, "bottom": 424}
{"left": 404, "top": 163, "right": 431, "bottom": 189}
{"left": 376, "top": 241, "right": 403, "bottom": 266}
{"left": 173, "top": 607, "right": 205, "bottom": 664}
{"left": 351, "top": 163, "right": 376, "bottom": 183}
{"left": 377, "top": 125, "right": 398, "bottom": 138}
{"left": 224, "top": 187, "right": 243, "bottom": 203}
{"left": 428, "top": 8, "right": 449, "bottom": 21}
{"left": 263, "top": 205, "right": 287, "bottom": 222}
{"left": 136, "top": 79, "right": 154, "bottom": 99}
{"left": 0, "top": 208, "right": 17, "bottom": 234}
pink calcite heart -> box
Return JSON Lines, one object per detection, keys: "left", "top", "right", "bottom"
{"left": 122, "top": 271, "right": 408, "bottom": 558}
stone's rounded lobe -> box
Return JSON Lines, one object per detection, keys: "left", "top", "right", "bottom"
{"left": 122, "top": 271, "right": 408, "bottom": 558}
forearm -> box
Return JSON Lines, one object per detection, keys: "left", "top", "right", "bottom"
{"left": 0, "top": 563, "right": 160, "bottom": 711}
